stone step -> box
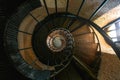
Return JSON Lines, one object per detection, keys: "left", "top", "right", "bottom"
{"left": 72, "top": 24, "right": 91, "bottom": 35}
{"left": 56, "top": 63, "right": 82, "bottom": 80}
{"left": 74, "top": 43, "right": 98, "bottom": 65}
{"left": 74, "top": 32, "right": 95, "bottom": 44}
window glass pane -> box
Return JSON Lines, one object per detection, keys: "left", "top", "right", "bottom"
{"left": 117, "top": 21, "right": 120, "bottom": 28}
{"left": 115, "top": 43, "right": 120, "bottom": 47}
{"left": 112, "top": 38, "right": 117, "bottom": 42}
{"left": 108, "top": 30, "right": 117, "bottom": 38}
{"left": 105, "top": 18, "right": 120, "bottom": 48}
{"left": 108, "top": 24, "right": 116, "bottom": 30}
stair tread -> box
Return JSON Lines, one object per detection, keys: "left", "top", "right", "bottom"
{"left": 74, "top": 32, "right": 95, "bottom": 43}
{"left": 72, "top": 24, "right": 91, "bottom": 35}
{"left": 74, "top": 43, "right": 98, "bottom": 54}
{"left": 56, "top": 63, "right": 82, "bottom": 80}
{"left": 20, "top": 48, "right": 45, "bottom": 70}
{"left": 69, "top": 20, "right": 82, "bottom": 30}
{"left": 18, "top": 32, "right": 32, "bottom": 49}
{"left": 74, "top": 43, "right": 98, "bottom": 65}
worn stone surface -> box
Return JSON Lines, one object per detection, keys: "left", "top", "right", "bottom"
{"left": 98, "top": 53, "right": 120, "bottom": 80}
{"left": 40, "top": 0, "right": 67, "bottom": 8}
{"left": 94, "top": 4, "right": 120, "bottom": 27}
{"left": 40, "top": 0, "right": 120, "bottom": 22}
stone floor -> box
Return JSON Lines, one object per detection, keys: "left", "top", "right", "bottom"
{"left": 98, "top": 52, "right": 120, "bottom": 80}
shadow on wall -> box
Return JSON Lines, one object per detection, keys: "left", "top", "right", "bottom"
{"left": 98, "top": 53, "right": 120, "bottom": 80}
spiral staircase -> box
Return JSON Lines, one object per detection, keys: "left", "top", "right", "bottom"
{"left": 0, "top": 0, "right": 120, "bottom": 80}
